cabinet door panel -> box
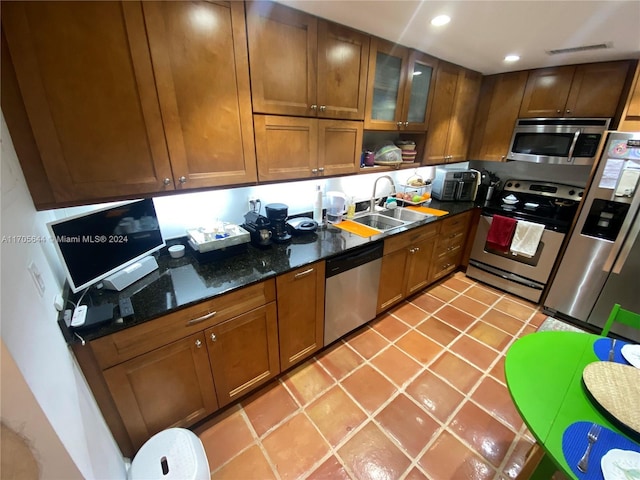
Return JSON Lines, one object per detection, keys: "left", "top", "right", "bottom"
{"left": 103, "top": 333, "right": 217, "bottom": 451}
{"left": 566, "top": 61, "right": 631, "bottom": 117}
{"left": 403, "top": 51, "right": 438, "bottom": 130}
{"left": 405, "top": 239, "right": 436, "bottom": 296}
{"left": 519, "top": 66, "right": 574, "bottom": 117}
{"left": 317, "top": 21, "right": 369, "bottom": 120}
{"left": 425, "top": 63, "right": 459, "bottom": 164}
{"left": 377, "top": 248, "right": 408, "bottom": 312}
{"left": 318, "top": 120, "right": 362, "bottom": 176}
{"left": 469, "top": 71, "right": 528, "bottom": 161}
{"left": 144, "top": 1, "right": 257, "bottom": 189}
{"left": 247, "top": 2, "right": 316, "bottom": 117}
{"left": 276, "top": 262, "right": 325, "bottom": 370}
{"left": 2, "top": 2, "right": 174, "bottom": 202}
{"left": 254, "top": 115, "right": 318, "bottom": 181}
{"left": 446, "top": 70, "right": 482, "bottom": 162}
{"left": 365, "top": 38, "right": 409, "bottom": 130}
{"left": 206, "top": 303, "right": 279, "bottom": 407}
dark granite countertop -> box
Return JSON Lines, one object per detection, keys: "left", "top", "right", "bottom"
{"left": 61, "top": 200, "right": 476, "bottom": 343}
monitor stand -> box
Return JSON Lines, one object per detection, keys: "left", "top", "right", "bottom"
{"left": 102, "top": 256, "right": 159, "bottom": 291}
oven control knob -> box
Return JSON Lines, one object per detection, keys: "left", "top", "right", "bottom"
{"left": 514, "top": 183, "right": 520, "bottom": 188}
{"left": 579, "top": 191, "right": 583, "bottom": 197}
{"left": 568, "top": 189, "right": 576, "bottom": 196}
{"left": 507, "top": 182, "right": 513, "bottom": 188}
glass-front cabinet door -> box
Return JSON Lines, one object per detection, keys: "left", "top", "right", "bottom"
{"left": 365, "top": 39, "right": 409, "bottom": 130}
{"left": 403, "top": 51, "right": 438, "bottom": 131}
{"left": 365, "top": 38, "right": 437, "bottom": 132}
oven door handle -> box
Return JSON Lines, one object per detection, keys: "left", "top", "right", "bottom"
{"left": 566, "top": 129, "right": 581, "bottom": 164}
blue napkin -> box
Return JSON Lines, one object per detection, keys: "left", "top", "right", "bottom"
{"left": 593, "top": 338, "right": 632, "bottom": 364}
{"left": 562, "top": 421, "right": 640, "bottom": 479}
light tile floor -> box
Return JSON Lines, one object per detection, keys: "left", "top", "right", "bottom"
{"left": 194, "top": 272, "right": 553, "bottom": 479}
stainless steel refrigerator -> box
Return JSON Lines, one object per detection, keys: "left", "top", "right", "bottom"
{"left": 545, "top": 131, "right": 640, "bottom": 342}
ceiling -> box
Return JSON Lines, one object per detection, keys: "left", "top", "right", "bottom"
{"left": 277, "top": 1, "right": 640, "bottom": 75}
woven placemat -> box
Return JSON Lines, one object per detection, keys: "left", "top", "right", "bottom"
{"left": 583, "top": 362, "right": 640, "bottom": 435}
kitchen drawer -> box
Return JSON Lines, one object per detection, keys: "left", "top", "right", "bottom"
{"left": 433, "top": 232, "right": 466, "bottom": 259}
{"left": 383, "top": 222, "right": 439, "bottom": 255}
{"left": 430, "top": 249, "right": 463, "bottom": 282}
{"left": 91, "top": 279, "right": 276, "bottom": 369}
{"left": 439, "top": 211, "right": 472, "bottom": 237}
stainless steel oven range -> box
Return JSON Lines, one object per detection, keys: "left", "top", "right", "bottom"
{"left": 466, "top": 180, "right": 583, "bottom": 302}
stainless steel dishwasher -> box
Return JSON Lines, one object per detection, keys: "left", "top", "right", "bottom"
{"left": 324, "top": 241, "right": 383, "bottom": 346}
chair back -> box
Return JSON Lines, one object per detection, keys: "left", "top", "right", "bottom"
{"left": 601, "top": 303, "right": 640, "bottom": 336}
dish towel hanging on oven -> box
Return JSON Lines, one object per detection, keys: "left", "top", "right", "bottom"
{"left": 510, "top": 220, "right": 545, "bottom": 257}
{"left": 486, "top": 215, "right": 517, "bottom": 253}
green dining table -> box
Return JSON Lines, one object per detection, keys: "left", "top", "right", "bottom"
{"left": 505, "top": 330, "right": 635, "bottom": 479}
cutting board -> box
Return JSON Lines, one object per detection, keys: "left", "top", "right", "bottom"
{"left": 406, "top": 206, "right": 449, "bottom": 216}
{"left": 333, "top": 220, "right": 381, "bottom": 238}
{"left": 582, "top": 362, "right": 640, "bottom": 435}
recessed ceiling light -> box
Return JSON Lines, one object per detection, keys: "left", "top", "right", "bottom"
{"left": 431, "top": 15, "right": 451, "bottom": 27}
{"left": 504, "top": 54, "right": 520, "bottom": 62}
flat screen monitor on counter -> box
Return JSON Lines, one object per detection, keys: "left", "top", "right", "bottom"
{"left": 47, "top": 198, "right": 165, "bottom": 293}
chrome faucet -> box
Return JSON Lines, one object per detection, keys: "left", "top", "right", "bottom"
{"left": 370, "top": 175, "right": 397, "bottom": 211}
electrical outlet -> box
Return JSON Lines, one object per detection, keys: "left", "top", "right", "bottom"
{"left": 248, "top": 196, "right": 259, "bottom": 211}
{"left": 27, "top": 261, "right": 46, "bottom": 297}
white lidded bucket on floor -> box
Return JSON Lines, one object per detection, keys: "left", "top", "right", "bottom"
{"left": 128, "top": 428, "right": 209, "bottom": 480}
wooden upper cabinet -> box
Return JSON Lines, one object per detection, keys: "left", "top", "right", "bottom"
{"left": 519, "top": 61, "right": 631, "bottom": 118}
{"left": 425, "top": 62, "right": 481, "bottom": 164}
{"left": 246, "top": 1, "right": 369, "bottom": 120}
{"left": 254, "top": 115, "right": 361, "bottom": 181}
{"left": 469, "top": 71, "right": 529, "bottom": 161}
{"left": 2, "top": 2, "right": 174, "bottom": 203}
{"left": 143, "top": 1, "right": 257, "bottom": 190}
{"left": 619, "top": 62, "right": 640, "bottom": 132}
{"left": 365, "top": 38, "right": 438, "bottom": 131}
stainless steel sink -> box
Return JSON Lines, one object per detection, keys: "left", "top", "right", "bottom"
{"left": 352, "top": 208, "right": 431, "bottom": 232}
{"left": 378, "top": 208, "right": 432, "bottom": 223}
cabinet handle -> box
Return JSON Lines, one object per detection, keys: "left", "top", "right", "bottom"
{"left": 441, "top": 263, "right": 452, "bottom": 270}
{"left": 294, "top": 268, "right": 314, "bottom": 279}
{"left": 210, "top": 333, "right": 217, "bottom": 342}
{"left": 318, "top": 167, "right": 325, "bottom": 173}
{"left": 404, "top": 122, "right": 409, "bottom": 127}
{"left": 396, "top": 121, "right": 403, "bottom": 127}
{"left": 319, "top": 105, "right": 326, "bottom": 112}
{"left": 310, "top": 104, "right": 318, "bottom": 111}
{"left": 556, "top": 109, "right": 561, "bottom": 114}
{"left": 178, "top": 176, "right": 187, "bottom": 184}
{"left": 311, "top": 168, "right": 318, "bottom": 174}
{"left": 195, "top": 339, "right": 202, "bottom": 348}
{"left": 163, "top": 178, "right": 171, "bottom": 186}
{"left": 566, "top": 109, "right": 571, "bottom": 114}
{"left": 186, "top": 310, "right": 217, "bottom": 326}
{"left": 501, "top": 156, "right": 506, "bottom": 161}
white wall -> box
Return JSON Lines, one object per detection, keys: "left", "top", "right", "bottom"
{"left": 1, "top": 113, "right": 127, "bottom": 479}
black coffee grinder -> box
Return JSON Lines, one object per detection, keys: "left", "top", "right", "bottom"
{"left": 265, "top": 203, "right": 291, "bottom": 243}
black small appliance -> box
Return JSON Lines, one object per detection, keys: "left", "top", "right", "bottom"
{"left": 265, "top": 203, "right": 291, "bottom": 243}
{"left": 242, "top": 210, "right": 273, "bottom": 247}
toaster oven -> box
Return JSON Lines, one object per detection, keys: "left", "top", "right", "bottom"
{"left": 431, "top": 168, "right": 478, "bottom": 201}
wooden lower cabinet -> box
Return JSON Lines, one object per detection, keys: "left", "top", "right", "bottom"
{"left": 206, "top": 303, "right": 279, "bottom": 407}
{"left": 276, "top": 261, "right": 325, "bottom": 370}
{"left": 377, "top": 223, "right": 439, "bottom": 312}
{"left": 429, "top": 211, "right": 472, "bottom": 282}
{"left": 102, "top": 332, "right": 218, "bottom": 452}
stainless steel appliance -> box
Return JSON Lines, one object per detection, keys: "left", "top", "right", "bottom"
{"left": 467, "top": 179, "right": 583, "bottom": 302}
{"left": 507, "top": 118, "right": 610, "bottom": 165}
{"left": 545, "top": 132, "right": 640, "bottom": 341}
{"left": 324, "top": 241, "right": 383, "bottom": 346}
{"left": 431, "top": 168, "right": 478, "bottom": 201}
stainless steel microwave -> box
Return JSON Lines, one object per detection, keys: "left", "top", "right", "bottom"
{"left": 507, "top": 118, "right": 610, "bottom": 165}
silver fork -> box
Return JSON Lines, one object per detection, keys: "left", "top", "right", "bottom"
{"left": 577, "top": 423, "right": 602, "bottom": 473}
